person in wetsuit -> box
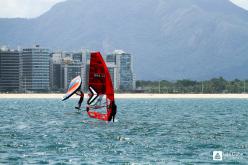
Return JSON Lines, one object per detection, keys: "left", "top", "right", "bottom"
{"left": 75, "top": 90, "right": 84, "bottom": 111}
{"left": 108, "top": 100, "right": 117, "bottom": 122}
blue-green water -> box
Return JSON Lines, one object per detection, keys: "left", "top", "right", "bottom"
{"left": 0, "top": 99, "right": 248, "bottom": 164}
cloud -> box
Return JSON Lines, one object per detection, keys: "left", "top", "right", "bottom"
{"left": 230, "top": 0, "right": 248, "bottom": 10}
{"left": 0, "top": 0, "right": 65, "bottom": 18}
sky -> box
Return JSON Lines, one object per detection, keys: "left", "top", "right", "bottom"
{"left": 0, "top": 0, "right": 65, "bottom": 18}
{"left": 0, "top": 0, "right": 247, "bottom": 18}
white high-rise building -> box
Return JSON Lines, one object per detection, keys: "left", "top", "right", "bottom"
{"left": 81, "top": 49, "right": 91, "bottom": 90}
{"left": 106, "top": 50, "right": 135, "bottom": 91}
{"left": 22, "top": 45, "right": 50, "bottom": 91}
{"left": 106, "top": 62, "right": 118, "bottom": 90}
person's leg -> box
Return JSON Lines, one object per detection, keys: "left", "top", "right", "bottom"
{"left": 78, "top": 95, "right": 84, "bottom": 108}
{"left": 75, "top": 92, "right": 84, "bottom": 110}
{"left": 112, "top": 115, "right": 115, "bottom": 122}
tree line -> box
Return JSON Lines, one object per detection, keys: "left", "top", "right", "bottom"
{"left": 136, "top": 77, "right": 248, "bottom": 94}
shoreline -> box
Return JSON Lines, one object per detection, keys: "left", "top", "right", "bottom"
{"left": 1, "top": 93, "right": 248, "bottom": 99}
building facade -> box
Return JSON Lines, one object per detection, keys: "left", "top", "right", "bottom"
{"left": 106, "top": 62, "right": 117, "bottom": 90}
{"left": 22, "top": 45, "right": 50, "bottom": 91}
{"left": 63, "top": 56, "right": 83, "bottom": 90}
{"left": 0, "top": 47, "right": 21, "bottom": 92}
{"left": 106, "top": 50, "right": 135, "bottom": 91}
{"left": 0, "top": 46, "right": 135, "bottom": 93}
{"left": 50, "top": 51, "right": 85, "bottom": 91}
{"left": 81, "top": 49, "right": 91, "bottom": 90}
{"left": 50, "top": 52, "right": 64, "bottom": 91}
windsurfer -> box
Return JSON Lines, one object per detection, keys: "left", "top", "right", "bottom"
{"left": 85, "top": 52, "right": 117, "bottom": 122}
{"left": 75, "top": 90, "right": 84, "bottom": 111}
{"left": 62, "top": 76, "right": 85, "bottom": 113}
{"left": 108, "top": 101, "right": 117, "bottom": 122}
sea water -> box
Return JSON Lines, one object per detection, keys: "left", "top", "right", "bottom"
{"left": 0, "top": 99, "right": 248, "bottom": 164}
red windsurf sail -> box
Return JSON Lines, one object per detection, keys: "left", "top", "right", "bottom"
{"left": 87, "top": 52, "right": 115, "bottom": 121}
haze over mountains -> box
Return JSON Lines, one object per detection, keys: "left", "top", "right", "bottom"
{"left": 1, "top": 0, "right": 248, "bottom": 80}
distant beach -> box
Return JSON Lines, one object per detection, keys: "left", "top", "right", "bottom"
{"left": 1, "top": 93, "right": 248, "bottom": 99}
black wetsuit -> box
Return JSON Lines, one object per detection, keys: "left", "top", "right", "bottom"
{"left": 109, "top": 101, "right": 117, "bottom": 122}
{"left": 75, "top": 91, "right": 84, "bottom": 110}
{"left": 112, "top": 103, "right": 117, "bottom": 122}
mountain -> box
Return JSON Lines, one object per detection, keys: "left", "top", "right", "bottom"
{"left": 1, "top": 0, "right": 248, "bottom": 80}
